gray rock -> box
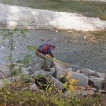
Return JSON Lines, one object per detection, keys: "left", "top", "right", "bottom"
{"left": 64, "top": 91, "right": 79, "bottom": 97}
{"left": 50, "top": 61, "right": 55, "bottom": 68}
{"left": 31, "top": 68, "right": 55, "bottom": 77}
{"left": 97, "top": 72, "right": 105, "bottom": 78}
{"left": 64, "top": 91, "right": 71, "bottom": 97}
{"left": 0, "top": 64, "right": 11, "bottom": 78}
{"left": 29, "top": 83, "right": 37, "bottom": 90}
{"left": 64, "top": 90, "right": 94, "bottom": 97}
{"left": 0, "top": 70, "right": 5, "bottom": 79}
{"left": 52, "top": 60, "right": 67, "bottom": 80}
{"left": 67, "top": 68, "right": 73, "bottom": 73}
{"left": 80, "top": 90, "right": 94, "bottom": 96}
{"left": 53, "top": 60, "right": 67, "bottom": 69}
{"left": 76, "top": 68, "right": 100, "bottom": 78}
{"left": 89, "top": 77, "right": 104, "bottom": 89}
{"left": 26, "top": 66, "right": 34, "bottom": 75}
{"left": 55, "top": 67, "right": 66, "bottom": 81}
{"left": 49, "top": 75, "right": 65, "bottom": 90}
{"left": 21, "top": 83, "right": 37, "bottom": 91}
{"left": 0, "top": 63, "right": 29, "bottom": 79}
{"left": 72, "top": 72, "right": 89, "bottom": 87}
{"left": 32, "top": 59, "right": 44, "bottom": 71}
{"left": 63, "top": 72, "right": 89, "bottom": 87}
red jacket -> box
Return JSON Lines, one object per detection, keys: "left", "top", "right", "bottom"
{"left": 36, "top": 44, "right": 54, "bottom": 58}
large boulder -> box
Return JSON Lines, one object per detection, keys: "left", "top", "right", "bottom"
{"left": 49, "top": 75, "right": 65, "bottom": 90}
{"left": 52, "top": 60, "right": 67, "bottom": 80}
{"left": 0, "top": 63, "right": 29, "bottom": 79}
{"left": 89, "top": 77, "right": 104, "bottom": 89}
{"left": 97, "top": 72, "right": 105, "bottom": 78}
{"left": 71, "top": 72, "right": 89, "bottom": 87}
{"left": 32, "top": 59, "right": 44, "bottom": 71}
{"left": 76, "top": 68, "right": 100, "bottom": 78}
{"left": 62, "top": 72, "right": 89, "bottom": 87}
{"left": 67, "top": 68, "right": 73, "bottom": 73}
{"left": 31, "top": 68, "right": 56, "bottom": 77}
{"left": 0, "top": 64, "right": 11, "bottom": 78}
{"left": 55, "top": 67, "right": 66, "bottom": 81}
{"left": 26, "top": 59, "right": 44, "bottom": 74}
{"left": 29, "top": 83, "right": 37, "bottom": 90}
{"left": 0, "top": 70, "right": 5, "bottom": 79}
{"left": 50, "top": 61, "right": 55, "bottom": 68}
{"left": 53, "top": 60, "right": 67, "bottom": 69}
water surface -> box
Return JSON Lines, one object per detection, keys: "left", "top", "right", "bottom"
{"left": 0, "top": 29, "right": 106, "bottom": 73}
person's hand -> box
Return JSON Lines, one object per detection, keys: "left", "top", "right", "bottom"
{"left": 53, "top": 57, "right": 55, "bottom": 60}
{"left": 46, "top": 54, "right": 49, "bottom": 57}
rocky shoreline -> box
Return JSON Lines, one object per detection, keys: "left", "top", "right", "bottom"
{"left": 0, "top": 3, "right": 106, "bottom": 102}
{"left": 0, "top": 59, "right": 106, "bottom": 97}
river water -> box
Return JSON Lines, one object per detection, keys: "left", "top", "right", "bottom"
{"left": 0, "top": 29, "right": 106, "bottom": 73}
{"left": 0, "top": 1, "right": 106, "bottom": 73}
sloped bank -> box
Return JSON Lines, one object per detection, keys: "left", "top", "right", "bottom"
{"left": 0, "top": 4, "right": 106, "bottom": 31}
{"left": 0, "top": 59, "right": 106, "bottom": 98}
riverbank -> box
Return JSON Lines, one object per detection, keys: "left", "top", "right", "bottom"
{"left": 0, "top": 3, "right": 106, "bottom": 73}
{"left": 0, "top": 3, "right": 106, "bottom": 31}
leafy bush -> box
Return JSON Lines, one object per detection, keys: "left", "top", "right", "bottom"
{"left": 0, "top": 74, "right": 102, "bottom": 106}
{"left": 0, "top": 76, "right": 70, "bottom": 106}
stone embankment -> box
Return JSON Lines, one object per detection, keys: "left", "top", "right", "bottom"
{"left": 0, "top": 59, "right": 106, "bottom": 98}
{"left": 0, "top": 3, "right": 106, "bottom": 31}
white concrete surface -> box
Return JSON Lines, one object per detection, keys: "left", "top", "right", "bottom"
{"left": 0, "top": 4, "right": 106, "bottom": 31}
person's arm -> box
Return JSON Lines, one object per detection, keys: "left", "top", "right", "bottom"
{"left": 42, "top": 44, "right": 54, "bottom": 58}
{"left": 49, "top": 52, "right": 54, "bottom": 58}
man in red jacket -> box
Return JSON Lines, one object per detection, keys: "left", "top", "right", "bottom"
{"left": 35, "top": 42, "right": 55, "bottom": 71}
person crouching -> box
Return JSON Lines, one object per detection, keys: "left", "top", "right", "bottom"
{"left": 35, "top": 42, "right": 55, "bottom": 71}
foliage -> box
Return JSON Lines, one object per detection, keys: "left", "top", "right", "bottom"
{"left": 0, "top": 76, "right": 69, "bottom": 106}
{"left": 0, "top": 28, "right": 37, "bottom": 78}
{"left": 0, "top": 28, "right": 28, "bottom": 78}
{"left": 27, "top": 45, "right": 37, "bottom": 52}
{"left": 0, "top": 75, "right": 102, "bottom": 106}
{"left": 60, "top": 71, "right": 79, "bottom": 94}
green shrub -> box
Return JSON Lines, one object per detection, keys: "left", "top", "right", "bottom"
{"left": 0, "top": 75, "right": 102, "bottom": 106}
